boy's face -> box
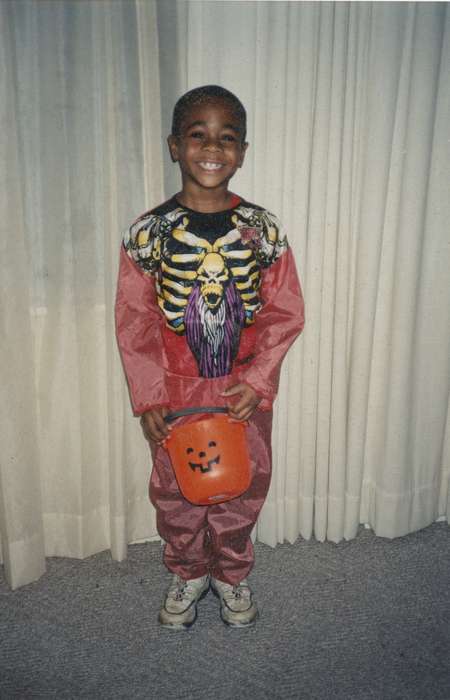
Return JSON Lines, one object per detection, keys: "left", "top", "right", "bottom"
{"left": 168, "top": 99, "right": 248, "bottom": 195}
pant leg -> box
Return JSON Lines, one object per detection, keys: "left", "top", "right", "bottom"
{"left": 149, "top": 441, "right": 211, "bottom": 580}
{"left": 208, "top": 409, "right": 273, "bottom": 585}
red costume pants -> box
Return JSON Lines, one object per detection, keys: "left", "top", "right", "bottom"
{"left": 149, "top": 410, "right": 273, "bottom": 585}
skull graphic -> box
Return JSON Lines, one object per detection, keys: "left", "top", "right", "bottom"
{"left": 196, "top": 252, "right": 229, "bottom": 310}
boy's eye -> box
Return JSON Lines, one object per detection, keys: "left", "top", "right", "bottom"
{"left": 221, "top": 134, "right": 237, "bottom": 142}
{"left": 189, "top": 131, "right": 205, "bottom": 139}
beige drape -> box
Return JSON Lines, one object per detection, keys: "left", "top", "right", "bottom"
{"left": 1, "top": 0, "right": 164, "bottom": 589}
{"left": 1, "top": 1, "right": 449, "bottom": 589}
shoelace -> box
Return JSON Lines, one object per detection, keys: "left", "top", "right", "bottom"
{"left": 171, "top": 578, "right": 204, "bottom": 602}
{"left": 174, "top": 583, "right": 187, "bottom": 601}
{"left": 223, "top": 584, "right": 249, "bottom": 602}
{"left": 232, "top": 586, "right": 242, "bottom": 600}
{"left": 168, "top": 578, "right": 188, "bottom": 602}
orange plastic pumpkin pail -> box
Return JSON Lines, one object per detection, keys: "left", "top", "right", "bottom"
{"left": 164, "top": 407, "right": 251, "bottom": 506}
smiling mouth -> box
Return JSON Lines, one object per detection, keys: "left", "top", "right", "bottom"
{"left": 198, "top": 162, "right": 224, "bottom": 171}
{"left": 189, "top": 455, "right": 220, "bottom": 473}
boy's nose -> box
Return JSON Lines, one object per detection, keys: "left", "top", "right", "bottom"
{"left": 203, "top": 137, "right": 222, "bottom": 151}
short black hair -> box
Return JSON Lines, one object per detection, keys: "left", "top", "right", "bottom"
{"left": 171, "top": 85, "right": 247, "bottom": 142}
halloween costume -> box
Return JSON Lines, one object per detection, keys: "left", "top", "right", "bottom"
{"left": 115, "top": 194, "right": 304, "bottom": 584}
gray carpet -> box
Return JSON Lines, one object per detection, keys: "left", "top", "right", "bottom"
{"left": 1, "top": 522, "right": 450, "bottom": 700}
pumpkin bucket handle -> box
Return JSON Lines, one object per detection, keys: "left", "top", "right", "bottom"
{"left": 164, "top": 406, "right": 229, "bottom": 424}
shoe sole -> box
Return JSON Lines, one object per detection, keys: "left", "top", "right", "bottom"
{"left": 220, "top": 610, "right": 258, "bottom": 628}
{"left": 159, "top": 585, "right": 210, "bottom": 631}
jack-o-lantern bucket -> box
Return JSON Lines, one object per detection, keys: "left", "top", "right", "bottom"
{"left": 164, "top": 407, "right": 252, "bottom": 505}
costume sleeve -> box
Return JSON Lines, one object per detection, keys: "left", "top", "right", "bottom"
{"left": 239, "top": 247, "right": 305, "bottom": 411}
{"left": 115, "top": 246, "right": 170, "bottom": 416}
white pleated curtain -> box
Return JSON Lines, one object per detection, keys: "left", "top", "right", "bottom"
{"left": 1, "top": 0, "right": 164, "bottom": 589}
{"left": 1, "top": 1, "right": 449, "bottom": 589}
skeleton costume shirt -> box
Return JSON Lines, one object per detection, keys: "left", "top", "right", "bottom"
{"left": 116, "top": 195, "right": 304, "bottom": 416}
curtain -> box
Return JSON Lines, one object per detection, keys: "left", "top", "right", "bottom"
{"left": 1, "top": 0, "right": 449, "bottom": 589}
{"left": 1, "top": 0, "right": 164, "bottom": 589}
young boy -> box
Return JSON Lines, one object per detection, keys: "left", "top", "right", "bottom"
{"left": 115, "top": 85, "right": 304, "bottom": 630}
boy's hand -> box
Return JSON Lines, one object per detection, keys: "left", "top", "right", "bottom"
{"left": 140, "top": 407, "right": 170, "bottom": 444}
{"left": 221, "top": 383, "right": 261, "bottom": 421}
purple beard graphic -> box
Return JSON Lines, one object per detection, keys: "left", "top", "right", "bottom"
{"left": 185, "top": 282, "right": 245, "bottom": 377}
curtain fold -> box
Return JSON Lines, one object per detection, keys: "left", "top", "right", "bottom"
{"left": 1, "top": 1, "right": 449, "bottom": 589}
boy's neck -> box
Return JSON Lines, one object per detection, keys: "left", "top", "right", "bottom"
{"left": 175, "top": 189, "right": 235, "bottom": 213}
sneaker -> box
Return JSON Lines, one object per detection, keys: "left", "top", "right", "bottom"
{"left": 158, "top": 574, "right": 210, "bottom": 630}
{"left": 210, "top": 577, "right": 258, "bottom": 627}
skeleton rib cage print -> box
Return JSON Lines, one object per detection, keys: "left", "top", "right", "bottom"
{"left": 124, "top": 198, "right": 288, "bottom": 378}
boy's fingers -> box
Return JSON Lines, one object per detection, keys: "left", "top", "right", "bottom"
{"left": 141, "top": 416, "right": 155, "bottom": 441}
{"left": 152, "top": 410, "right": 168, "bottom": 433}
{"left": 228, "top": 397, "right": 258, "bottom": 421}
{"left": 229, "top": 405, "right": 254, "bottom": 421}
{"left": 159, "top": 406, "right": 173, "bottom": 433}
{"left": 228, "top": 410, "right": 250, "bottom": 422}
{"left": 141, "top": 409, "right": 169, "bottom": 443}
{"left": 222, "top": 383, "right": 256, "bottom": 403}
{"left": 221, "top": 383, "right": 245, "bottom": 396}
{"left": 229, "top": 396, "right": 248, "bottom": 415}
{"left": 222, "top": 382, "right": 261, "bottom": 421}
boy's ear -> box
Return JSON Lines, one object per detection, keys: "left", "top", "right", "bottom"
{"left": 167, "top": 135, "right": 179, "bottom": 163}
{"left": 239, "top": 141, "right": 249, "bottom": 168}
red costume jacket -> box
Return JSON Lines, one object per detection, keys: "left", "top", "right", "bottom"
{"left": 115, "top": 196, "right": 305, "bottom": 415}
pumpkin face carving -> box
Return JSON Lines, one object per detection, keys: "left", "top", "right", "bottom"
{"left": 165, "top": 414, "right": 251, "bottom": 505}
{"left": 186, "top": 441, "right": 220, "bottom": 473}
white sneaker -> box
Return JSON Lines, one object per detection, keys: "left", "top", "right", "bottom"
{"left": 210, "top": 577, "right": 258, "bottom": 627}
{"left": 158, "top": 574, "right": 210, "bottom": 630}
